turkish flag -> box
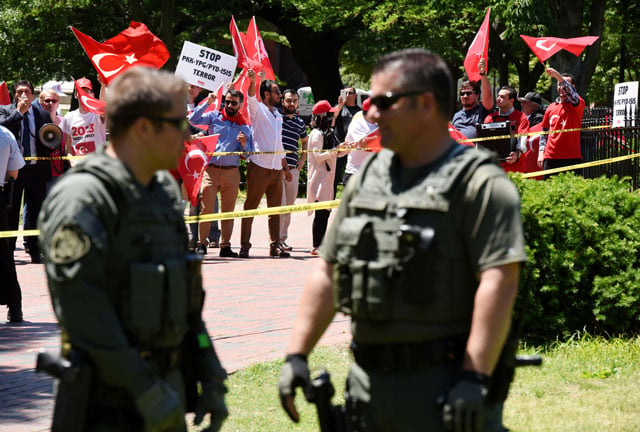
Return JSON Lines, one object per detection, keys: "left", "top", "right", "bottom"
{"left": 230, "top": 16, "right": 250, "bottom": 70}
{"left": 178, "top": 135, "right": 219, "bottom": 207}
{"left": 464, "top": 8, "right": 491, "bottom": 82}
{"left": 75, "top": 80, "right": 106, "bottom": 115}
{"left": 0, "top": 81, "right": 10, "bottom": 105}
{"left": 245, "top": 17, "right": 275, "bottom": 81}
{"left": 520, "top": 35, "right": 599, "bottom": 63}
{"left": 71, "top": 22, "right": 170, "bottom": 85}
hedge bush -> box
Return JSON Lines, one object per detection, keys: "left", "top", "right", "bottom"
{"left": 510, "top": 173, "right": 640, "bottom": 341}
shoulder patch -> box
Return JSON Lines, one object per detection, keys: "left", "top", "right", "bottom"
{"left": 49, "top": 224, "right": 92, "bottom": 264}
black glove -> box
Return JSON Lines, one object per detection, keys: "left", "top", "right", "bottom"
{"left": 278, "top": 354, "right": 314, "bottom": 422}
{"left": 442, "top": 371, "right": 490, "bottom": 432}
{"left": 134, "top": 379, "right": 184, "bottom": 432}
{"left": 194, "top": 379, "right": 228, "bottom": 432}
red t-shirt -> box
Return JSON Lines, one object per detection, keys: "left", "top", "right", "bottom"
{"left": 541, "top": 97, "right": 585, "bottom": 160}
{"left": 484, "top": 110, "right": 529, "bottom": 173}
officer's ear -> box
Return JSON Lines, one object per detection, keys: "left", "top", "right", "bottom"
{"left": 418, "top": 92, "right": 435, "bottom": 115}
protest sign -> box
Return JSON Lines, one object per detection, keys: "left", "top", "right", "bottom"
{"left": 613, "top": 81, "right": 638, "bottom": 128}
{"left": 175, "top": 41, "right": 237, "bottom": 91}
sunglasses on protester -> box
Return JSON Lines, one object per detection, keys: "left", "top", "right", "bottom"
{"left": 369, "top": 90, "right": 426, "bottom": 111}
{"left": 224, "top": 99, "right": 240, "bottom": 107}
{"left": 459, "top": 91, "right": 475, "bottom": 97}
{"left": 43, "top": 99, "right": 59, "bottom": 104}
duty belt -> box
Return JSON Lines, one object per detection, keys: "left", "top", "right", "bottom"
{"left": 139, "top": 346, "right": 182, "bottom": 374}
{"left": 351, "top": 337, "right": 466, "bottom": 373}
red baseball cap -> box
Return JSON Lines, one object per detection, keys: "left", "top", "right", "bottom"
{"left": 76, "top": 77, "right": 93, "bottom": 90}
{"left": 312, "top": 100, "right": 339, "bottom": 115}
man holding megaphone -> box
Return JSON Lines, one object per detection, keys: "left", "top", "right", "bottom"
{"left": 0, "top": 79, "right": 54, "bottom": 263}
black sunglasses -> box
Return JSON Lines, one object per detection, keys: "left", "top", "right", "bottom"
{"left": 224, "top": 100, "right": 240, "bottom": 107}
{"left": 459, "top": 91, "right": 475, "bottom": 97}
{"left": 144, "top": 115, "right": 190, "bottom": 133}
{"left": 369, "top": 90, "right": 426, "bottom": 111}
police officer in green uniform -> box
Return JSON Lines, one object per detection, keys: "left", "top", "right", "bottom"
{"left": 278, "top": 49, "right": 527, "bottom": 431}
{"left": 39, "top": 67, "right": 228, "bottom": 432}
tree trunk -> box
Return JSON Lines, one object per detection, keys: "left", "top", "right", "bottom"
{"left": 160, "top": 0, "right": 177, "bottom": 70}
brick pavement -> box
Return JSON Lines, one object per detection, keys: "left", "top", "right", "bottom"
{"left": 0, "top": 199, "right": 349, "bottom": 431}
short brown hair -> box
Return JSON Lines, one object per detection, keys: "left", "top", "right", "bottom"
{"left": 106, "top": 67, "right": 186, "bottom": 139}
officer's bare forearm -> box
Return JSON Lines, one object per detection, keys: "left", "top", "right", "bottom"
{"left": 287, "top": 259, "right": 336, "bottom": 356}
{"left": 464, "top": 263, "right": 519, "bottom": 375}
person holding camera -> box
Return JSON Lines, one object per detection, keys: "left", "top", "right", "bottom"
{"left": 0, "top": 125, "right": 25, "bottom": 322}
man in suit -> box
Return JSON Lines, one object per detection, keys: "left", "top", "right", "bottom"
{"left": 0, "top": 79, "right": 53, "bottom": 263}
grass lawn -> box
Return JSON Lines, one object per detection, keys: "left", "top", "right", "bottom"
{"left": 193, "top": 333, "right": 640, "bottom": 431}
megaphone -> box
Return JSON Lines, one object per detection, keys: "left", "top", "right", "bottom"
{"left": 38, "top": 123, "right": 63, "bottom": 149}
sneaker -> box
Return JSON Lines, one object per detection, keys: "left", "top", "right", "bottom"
{"left": 208, "top": 239, "right": 220, "bottom": 248}
{"left": 238, "top": 248, "right": 250, "bottom": 258}
{"left": 280, "top": 241, "right": 293, "bottom": 252}
{"left": 219, "top": 246, "right": 239, "bottom": 258}
{"left": 270, "top": 243, "right": 290, "bottom": 258}
{"left": 195, "top": 243, "right": 207, "bottom": 255}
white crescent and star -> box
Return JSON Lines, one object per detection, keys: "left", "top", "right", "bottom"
{"left": 184, "top": 149, "right": 208, "bottom": 179}
{"left": 91, "top": 52, "right": 138, "bottom": 78}
{"left": 536, "top": 39, "right": 557, "bottom": 51}
{"left": 80, "top": 95, "right": 105, "bottom": 112}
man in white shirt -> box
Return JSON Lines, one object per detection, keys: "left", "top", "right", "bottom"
{"left": 341, "top": 97, "right": 378, "bottom": 185}
{"left": 60, "top": 78, "right": 106, "bottom": 163}
{"left": 240, "top": 69, "right": 292, "bottom": 258}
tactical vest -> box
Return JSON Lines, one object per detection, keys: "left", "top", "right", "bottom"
{"left": 333, "top": 146, "right": 494, "bottom": 343}
{"left": 76, "top": 157, "right": 202, "bottom": 350}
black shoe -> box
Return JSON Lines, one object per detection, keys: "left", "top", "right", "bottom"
{"left": 219, "top": 246, "right": 238, "bottom": 258}
{"left": 30, "top": 253, "right": 44, "bottom": 264}
{"left": 238, "top": 248, "right": 250, "bottom": 258}
{"left": 270, "top": 243, "right": 290, "bottom": 258}
{"left": 7, "top": 308, "right": 23, "bottom": 323}
{"left": 195, "top": 243, "right": 207, "bottom": 255}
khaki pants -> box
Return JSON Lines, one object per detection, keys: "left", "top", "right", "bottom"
{"left": 240, "top": 162, "right": 283, "bottom": 250}
{"left": 199, "top": 165, "right": 240, "bottom": 248}
{"left": 279, "top": 167, "right": 300, "bottom": 243}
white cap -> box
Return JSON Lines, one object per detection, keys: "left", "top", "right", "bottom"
{"left": 42, "top": 80, "right": 67, "bottom": 97}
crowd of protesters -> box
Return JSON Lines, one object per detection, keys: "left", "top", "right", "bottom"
{"left": 1, "top": 60, "right": 584, "bottom": 322}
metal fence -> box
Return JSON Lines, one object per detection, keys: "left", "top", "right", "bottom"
{"left": 581, "top": 106, "right": 640, "bottom": 189}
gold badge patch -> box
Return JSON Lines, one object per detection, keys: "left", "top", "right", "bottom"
{"left": 50, "top": 224, "right": 91, "bottom": 264}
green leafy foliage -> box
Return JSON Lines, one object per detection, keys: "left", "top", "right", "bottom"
{"left": 511, "top": 174, "right": 640, "bottom": 341}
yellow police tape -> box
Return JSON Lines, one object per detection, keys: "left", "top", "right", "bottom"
{"left": 22, "top": 124, "right": 615, "bottom": 160}
{"left": 0, "top": 201, "right": 341, "bottom": 239}
{"left": 521, "top": 152, "right": 640, "bottom": 179}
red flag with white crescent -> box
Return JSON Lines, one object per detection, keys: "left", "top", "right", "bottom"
{"left": 463, "top": 8, "right": 491, "bottom": 82}
{"left": 74, "top": 80, "right": 106, "bottom": 115}
{"left": 230, "top": 16, "right": 250, "bottom": 70}
{"left": 520, "top": 35, "right": 599, "bottom": 63}
{"left": 0, "top": 81, "right": 10, "bottom": 105}
{"left": 71, "top": 22, "right": 169, "bottom": 85}
{"left": 178, "top": 134, "right": 219, "bottom": 207}
{"left": 245, "top": 17, "right": 275, "bottom": 81}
